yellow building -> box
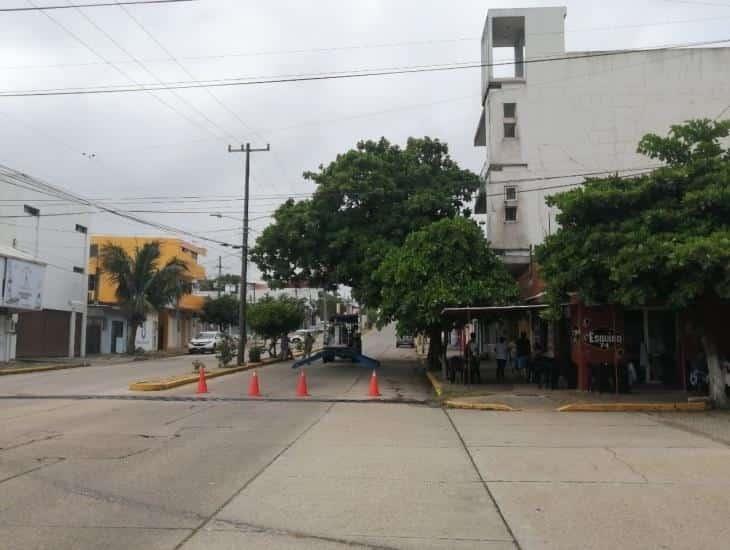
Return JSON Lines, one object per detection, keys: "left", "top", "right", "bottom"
{"left": 86, "top": 236, "right": 207, "bottom": 354}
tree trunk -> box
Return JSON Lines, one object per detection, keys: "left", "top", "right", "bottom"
{"left": 127, "top": 321, "right": 139, "bottom": 355}
{"left": 702, "top": 330, "right": 728, "bottom": 408}
{"left": 426, "top": 326, "right": 443, "bottom": 371}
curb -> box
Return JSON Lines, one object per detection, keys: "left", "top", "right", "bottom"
{"left": 445, "top": 400, "right": 517, "bottom": 411}
{"left": 0, "top": 362, "right": 87, "bottom": 376}
{"left": 425, "top": 371, "right": 443, "bottom": 397}
{"left": 129, "top": 358, "right": 281, "bottom": 391}
{"left": 557, "top": 401, "right": 710, "bottom": 412}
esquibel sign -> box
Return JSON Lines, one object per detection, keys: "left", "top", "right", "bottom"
{"left": 586, "top": 329, "right": 623, "bottom": 349}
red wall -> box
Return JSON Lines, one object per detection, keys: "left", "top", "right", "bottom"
{"left": 570, "top": 303, "right": 624, "bottom": 390}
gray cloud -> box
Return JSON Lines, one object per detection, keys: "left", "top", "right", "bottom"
{"left": 1, "top": 0, "right": 728, "bottom": 276}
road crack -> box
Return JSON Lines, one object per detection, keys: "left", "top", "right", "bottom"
{"left": 173, "top": 402, "right": 337, "bottom": 549}
{"left": 210, "top": 518, "right": 399, "bottom": 549}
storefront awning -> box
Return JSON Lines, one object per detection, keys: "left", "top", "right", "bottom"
{"left": 441, "top": 304, "right": 548, "bottom": 320}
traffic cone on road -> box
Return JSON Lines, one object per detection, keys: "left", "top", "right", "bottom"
{"left": 196, "top": 366, "right": 209, "bottom": 394}
{"left": 296, "top": 369, "right": 310, "bottom": 397}
{"left": 248, "top": 370, "right": 261, "bottom": 397}
{"left": 368, "top": 369, "right": 381, "bottom": 397}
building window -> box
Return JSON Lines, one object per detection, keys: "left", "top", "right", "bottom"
{"left": 505, "top": 186, "right": 517, "bottom": 201}
{"left": 503, "top": 103, "right": 517, "bottom": 139}
{"left": 75, "top": 224, "right": 87, "bottom": 234}
{"left": 89, "top": 244, "right": 98, "bottom": 257}
{"left": 73, "top": 266, "right": 85, "bottom": 274}
{"left": 88, "top": 274, "right": 97, "bottom": 291}
{"left": 24, "top": 205, "right": 40, "bottom": 216}
{"left": 505, "top": 206, "right": 518, "bottom": 222}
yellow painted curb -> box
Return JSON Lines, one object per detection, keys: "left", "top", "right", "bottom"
{"left": 557, "top": 401, "right": 710, "bottom": 412}
{"left": 425, "top": 371, "right": 443, "bottom": 397}
{"left": 445, "top": 400, "right": 517, "bottom": 412}
{"left": 129, "top": 358, "right": 281, "bottom": 391}
{"left": 0, "top": 362, "right": 87, "bottom": 376}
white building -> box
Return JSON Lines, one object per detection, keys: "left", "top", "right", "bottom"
{"left": 0, "top": 165, "right": 93, "bottom": 361}
{"left": 474, "top": 6, "right": 730, "bottom": 273}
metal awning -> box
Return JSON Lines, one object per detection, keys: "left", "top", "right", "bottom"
{"left": 441, "top": 304, "right": 547, "bottom": 320}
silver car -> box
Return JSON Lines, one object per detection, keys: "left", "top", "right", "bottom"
{"left": 188, "top": 331, "right": 224, "bottom": 354}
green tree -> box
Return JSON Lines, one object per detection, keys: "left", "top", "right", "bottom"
{"left": 100, "top": 241, "right": 188, "bottom": 354}
{"left": 251, "top": 137, "right": 480, "bottom": 307}
{"left": 536, "top": 119, "right": 730, "bottom": 405}
{"left": 247, "top": 295, "right": 305, "bottom": 355}
{"left": 376, "top": 217, "right": 519, "bottom": 369}
{"left": 201, "top": 294, "right": 240, "bottom": 330}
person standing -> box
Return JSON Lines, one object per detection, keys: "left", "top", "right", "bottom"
{"left": 303, "top": 331, "right": 314, "bottom": 358}
{"left": 516, "top": 331, "right": 531, "bottom": 380}
{"left": 467, "top": 332, "right": 481, "bottom": 384}
{"left": 495, "top": 336, "right": 508, "bottom": 383}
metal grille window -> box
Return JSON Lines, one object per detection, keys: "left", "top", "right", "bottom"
{"left": 505, "top": 206, "right": 518, "bottom": 222}
{"left": 505, "top": 186, "right": 517, "bottom": 201}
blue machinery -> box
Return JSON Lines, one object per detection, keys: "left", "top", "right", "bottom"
{"left": 292, "top": 314, "right": 380, "bottom": 370}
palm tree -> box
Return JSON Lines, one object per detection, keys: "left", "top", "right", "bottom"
{"left": 100, "top": 241, "right": 189, "bottom": 354}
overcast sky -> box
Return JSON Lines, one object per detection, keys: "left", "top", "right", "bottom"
{"left": 1, "top": 0, "right": 729, "bottom": 279}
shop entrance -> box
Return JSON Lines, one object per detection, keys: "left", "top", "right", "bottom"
{"left": 624, "top": 309, "right": 678, "bottom": 387}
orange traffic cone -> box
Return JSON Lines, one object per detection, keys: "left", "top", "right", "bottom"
{"left": 248, "top": 370, "right": 261, "bottom": 397}
{"left": 196, "top": 366, "right": 209, "bottom": 394}
{"left": 368, "top": 370, "right": 381, "bottom": 397}
{"left": 296, "top": 369, "right": 310, "bottom": 397}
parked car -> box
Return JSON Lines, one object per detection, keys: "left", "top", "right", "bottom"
{"left": 188, "top": 331, "right": 224, "bottom": 354}
{"left": 395, "top": 334, "right": 415, "bottom": 348}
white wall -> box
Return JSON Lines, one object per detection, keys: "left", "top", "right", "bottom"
{"left": 0, "top": 172, "right": 93, "bottom": 313}
{"left": 477, "top": 7, "right": 730, "bottom": 253}
{"left": 135, "top": 311, "right": 158, "bottom": 352}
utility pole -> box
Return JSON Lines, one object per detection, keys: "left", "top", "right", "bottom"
{"left": 217, "top": 256, "right": 222, "bottom": 298}
{"left": 228, "top": 143, "right": 270, "bottom": 365}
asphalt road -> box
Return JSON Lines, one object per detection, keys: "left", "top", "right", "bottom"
{"left": 3, "top": 325, "right": 730, "bottom": 549}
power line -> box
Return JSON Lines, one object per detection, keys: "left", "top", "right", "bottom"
{"left": 0, "top": 0, "right": 194, "bottom": 12}
{"left": 6, "top": 13, "right": 730, "bottom": 71}
{"left": 3, "top": 37, "right": 728, "bottom": 98}
{"left": 0, "top": 166, "right": 241, "bottom": 247}
{"left": 66, "top": 1, "right": 230, "bottom": 141}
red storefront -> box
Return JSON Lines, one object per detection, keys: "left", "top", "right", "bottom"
{"left": 568, "top": 300, "right": 730, "bottom": 392}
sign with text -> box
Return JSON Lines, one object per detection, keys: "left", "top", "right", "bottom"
{"left": 2, "top": 258, "right": 44, "bottom": 310}
{"left": 585, "top": 328, "right": 623, "bottom": 349}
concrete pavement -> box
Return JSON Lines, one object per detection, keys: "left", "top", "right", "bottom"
{"left": 3, "top": 325, "right": 730, "bottom": 548}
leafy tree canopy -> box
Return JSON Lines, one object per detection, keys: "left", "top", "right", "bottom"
{"left": 201, "top": 294, "right": 239, "bottom": 329}
{"left": 536, "top": 119, "right": 730, "bottom": 404}
{"left": 247, "top": 295, "right": 305, "bottom": 341}
{"left": 536, "top": 119, "right": 730, "bottom": 310}
{"left": 376, "top": 217, "right": 518, "bottom": 365}
{"left": 251, "top": 137, "right": 481, "bottom": 306}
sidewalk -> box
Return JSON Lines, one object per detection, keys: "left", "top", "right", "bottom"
{"left": 0, "top": 350, "right": 188, "bottom": 375}
{"left": 426, "top": 360, "right": 709, "bottom": 412}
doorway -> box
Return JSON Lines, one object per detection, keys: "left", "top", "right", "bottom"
{"left": 110, "top": 320, "right": 124, "bottom": 354}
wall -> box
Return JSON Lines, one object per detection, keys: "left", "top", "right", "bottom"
{"left": 0, "top": 168, "right": 92, "bottom": 359}
{"left": 478, "top": 7, "right": 730, "bottom": 252}
{"left": 89, "top": 236, "right": 206, "bottom": 305}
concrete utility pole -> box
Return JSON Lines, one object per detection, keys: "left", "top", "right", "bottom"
{"left": 227, "top": 143, "right": 270, "bottom": 365}
{"left": 217, "top": 256, "right": 222, "bottom": 298}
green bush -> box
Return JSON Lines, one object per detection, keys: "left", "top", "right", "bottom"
{"left": 217, "top": 337, "right": 235, "bottom": 367}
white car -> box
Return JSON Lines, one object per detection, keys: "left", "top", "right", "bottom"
{"left": 188, "top": 331, "right": 224, "bottom": 354}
